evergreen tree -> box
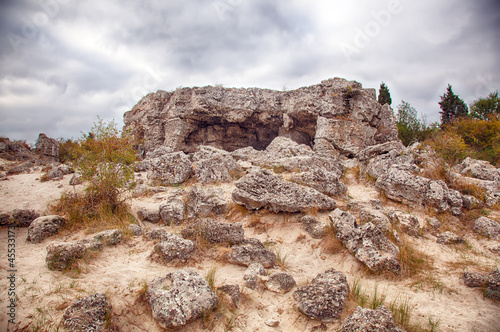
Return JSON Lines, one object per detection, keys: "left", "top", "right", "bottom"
{"left": 469, "top": 91, "right": 500, "bottom": 120}
{"left": 439, "top": 84, "right": 468, "bottom": 125}
{"left": 378, "top": 82, "right": 392, "bottom": 106}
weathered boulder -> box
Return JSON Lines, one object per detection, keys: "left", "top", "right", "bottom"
{"left": 154, "top": 233, "right": 194, "bottom": 263}
{"left": 69, "top": 172, "right": 83, "bottom": 186}
{"left": 264, "top": 272, "right": 297, "bottom": 294}
{"left": 454, "top": 157, "right": 500, "bottom": 182}
{"left": 330, "top": 209, "right": 400, "bottom": 274}
{"left": 26, "top": 215, "right": 66, "bottom": 243}
{"left": 294, "top": 268, "right": 349, "bottom": 321}
{"left": 123, "top": 78, "right": 398, "bottom": 157}
{"left": 229, "top": 242, "right": 277, "bottom": 268}
{"left": 11, "top": 209, "right": 40, "bottom": 227}
{"left": 93, "top": 229, "right": 122, "bottom": 246}
{"left": 437, "top": 231, "right": 464, "bottom": 245}
{"left": 388, "top": 211, "right": 420, "bottom": 237}
{"left": 192, "top": 145, "right": 241, "bottom": 183}
{"left": 44, "top": 164, "right": 73, "bottom": 181}
{"left": 63, "top": 294, "right": 112, "bottom": 332}
{"left": 186, "top": 185, "right": 227, "bottom": 218}
{"left": 197, "top": 219, "right": 245, "bottom": 245}
{"left": 159, "top": 189, "right": 186, "bottom": 225}
{"left": 46, "top": 242, "right": 86, "bottom": 271}
{"left": 232, "top": 169, "right": 336, "bottom": 213}
{"left": 137, "top": 206, "right": 161, "bottom": 223}
{"left": 243, "top": 262, "right": 267, "bottom": 289}
{"left": 218, "top": 284, "right": 240, "bottom": 308}
{"left": 340, "top": 306, "right": 405, "bottom": 332}
{"left": 36, "top": 133, "right": 59, "bottom": 160}
{"left": 7, "top": 161, "right": 35, "bottom": 175}
{"left": 300, "top": 215, "right": 327, "bottom": 239}
{"left": 463, "top": 269, "right": 500, "bottom": 300}
{"left": 364, "top": 149, "right": 415, "bottom": 180}
{"left": 356, "top": 141, "right": 406, "bottom": 161}
{"left": 128, "top": 224, "right": 143, "bottom": 236}
{"left": 472, "top": 217, "right": 500, "bottom": 240}
{"left": 143, "top": 151, "right": 193, "bottom": 185}
{"left": 77, "top": 238, "right": 103, "bottom": 251}
{"left": 375, "top": 165, "right": 463, "bottom": 215}
{"left": 291, "top": 168, "right": 347, "bottom": 196}
{"left": 146, "top": 270, "right": 218, "bottom": 330}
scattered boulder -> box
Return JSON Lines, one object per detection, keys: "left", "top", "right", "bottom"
{"left": 63, "top": 294, "right": 112, "bottom": 332}
{"left": 454, "top": 157, "right": 500, "bottom": 182}
{"left": 472, "top": 217, "right": 500, "bottom": 240}
{"left": 153, "top": 232, "right": 194, "bottom": 263}
{"left": 437, "top": 231, "right": 464, "bottom": 245}
{"left": 294, "top": 268, "right": 349, "bottom": 321}
{"left": 340, "top": 306, "right": 405, "bottom": 332}
{"left": 192, "top": 145, "right": 241, "bottom": 183}
{"left": 463, "top": 270, "right": 500, "bottom": 300}
{"left": 197, "top": 219, "right": 245, "bottom": 245}
{"left": 11, "top": 209, "right": 40, "bottom": 227}
{"left": 330, "top": 209, "right": 400, "bottom": 274}
{"left": 264, "top": 272, "right": 296, "bottom": 294}
{"left": 232, "top": 168, "right": 336, "bottom": 213}
{"left": 146, "top": 270, "right": 218, "bottom": 330}
{"left": 186, "top": 185, "right": 227, "bottom": 218}
{"left": 44, "top": 164, "right": 73, "bottom": 181}
{"left": 128, "top": 224, "right": 143, "bottom": 236}
{"left": 159, "top": 194, "right": 186, "bottom": 225}
{"left": 137, "top": 206, "right": 161, "bottom": 223}
{"left": 427, "top": 217, "right": 441, "bottom": 230}
{"left": 243, "top": 262, "right": 267, "bottom": 289}
{"left": 218, "top": 284, "right": 240, "bottom": 308}
{"left": 93, "top": 229, "right": 122, "bottom": 246}
{"left": 300, "top": 215, "right": 327, "bottom": 239}
{"left": 375, "top": 165, "right": 463, "bottom": 215}
{"left": 77, "top": 238, "right": 103, "bottom": 251}
{"left": 26, "top": 215, "right": 66, "bottom": 243}
{"left": 143, "top": 151, "right": 193, "bottom": 185}
{"left": 46, "top": 242, "right": 86, "bottom": 271}
{"left": 230, "top": 242, "right": 277, "bottom": 268}
{"left": 0, "top": 213, "right": 10, "bottom": 226}
{"left": 388, "top": 211, "right": 420, "bottom": 237}
{"left": 7, "top": 161, "right": 35, "bottom": 175}
{"left": 290, "top": 168, "right": 347, "bottom": 197}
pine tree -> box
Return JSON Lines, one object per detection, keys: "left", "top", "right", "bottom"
{"left": 439, "top": 84, "right": 468, "bottom": 125}
{"left": 378, "top": 82, "right": 392, "bottom": 106}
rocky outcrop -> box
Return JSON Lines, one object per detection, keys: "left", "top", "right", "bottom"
{"left": 142, "top": 150, "right": 193, "bottom": 185}
{"left": 229, "top": 241, "right": 277, "bottom": 268}
{"left": 146, "top": 270, "right": 218, "bottom": 330}
{"left": 472, "top": 217, "right": 500, "bottom": 240}
{"left": 375, "top": 165, "right": 463, "bottom": 215}
{"left": 46, "top": 242, "right": 86, "bottom": 271}
{"left": 35, "top": 133, "right": 59, "bottom": 160}
{"left": 437, "top": 231, "right": 464, "bottom": 245}
{"left": 463, "top": 269, "right": 500, "bottom": 300}
{"left": 192, "top": 145, "right": 241, "bottom": 183}
{"left": 26, "top": 215, "right": 66, "bottom": 243}
{"left": 232, "top": 168, "right": 336, "bottom": 213}
{"left": 63, "top": 294, "right": 112, "bottom": 332}
{"left": 186, "top": 185, "right": 227, "bottom": 218}
{"left": 294, "top": 268, "right": 349, "bottom": 321}
{"left": 330, "top": 209, "right": 400, "bottom": 274}
{"left": 123, "top": 78, "right": 398, "bottom": 157}
{"left": 454, "top": 157, "right": 500, "bottom": 182}
{"left": 340, "top": 306, "right": 405, "bottom": 332}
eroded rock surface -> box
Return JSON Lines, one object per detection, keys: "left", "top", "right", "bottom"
{"left": 146, "top": 270, "right": 218, "bottom": 329}
{"left": 294, "top": 268, "right": 349, "bottom": 321}
{"left": 463, "top": 269, "right": 500, "bottom": 300}
{"left": 230, "top": 241, "right": 277, "bottom": 268}
{"left": 46, "top": 242, "right": 86, "bottom": 271}
{"left": 330, "top": 209, "right": 400, "bottom": 273}
{"left": 26, "top": 215, "right": 66, "bottom": 243}
{"left": 340, "top": 306, "right": 405, "bottom": 332}
{"left": 232, "top": 168, "right": 336, "bottom": 213}
{"left": 63, "top": 294, "right": 112, "bottom": 332}
{"left": 264, "top": 272, "right": 297, "bottom": 294}
{"left": 472, "top": 217, "right": 500, "bottom": 240}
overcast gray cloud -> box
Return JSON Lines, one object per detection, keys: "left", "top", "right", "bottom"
{"left": 1, "top": 0, "right": 499, "bottom": 144}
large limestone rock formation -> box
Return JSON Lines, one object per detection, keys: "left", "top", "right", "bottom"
{"left": 123, "top": 78, "right": 398, "bottom": 157}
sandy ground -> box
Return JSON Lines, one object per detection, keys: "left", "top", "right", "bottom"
{"left": 1, "top": 169, "right": 499, "bottom": 331}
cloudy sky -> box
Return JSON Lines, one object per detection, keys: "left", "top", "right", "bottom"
{"left": 1, "top": 0, "right": 499, "bottom": 144}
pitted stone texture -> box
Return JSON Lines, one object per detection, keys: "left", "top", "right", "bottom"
{"left": 137, "top": 206, "right": 161, "bottom": 223}
{"left": 143, "top": 151, "right": 193, "bottom": 185}
{"left": 192, "top": 145, "right": 242, "bottom": 183}
{"left": 264, "top": 272, "right": 297, "bottom": 294}
{"left": 46, "top": 242, "right": 86, "bottom": 271}
{"left": 36, "top": 133, "right": 59, "bottom": 159}
{"left": 388, "top": 211, "right": 420, "bottom": 237}
{"left": 330, "top": 209, "right": 400, "bottom": 274}
{"left": 340, "top": 306, "right": 405, "bottom": 332}
{"left": 186, "top": 185, "right": 227, "bottom": 218}
{"left": 454, "top": 157, "right": 500, "bottom": 182}
{"left": 159, "top": 192, "right": 186, "bottom": 226}
{"left": 11, "top": 209, "right": 40, "bottom": 227}
{"left": 197, "top": 219, "right": 245, "bottom": 245}
{"left": 154, "top": 235, "right": 194, "bottom": 263}
{"left": 294, "top": 269, "right": 349, "bottom": 321}
{"left": 463, "top": 270, "right": 500, "bottom": 300}
{"left": 472, "top": 217, "right": 500, "bottom": 240}
{"left": 230, "top": 242, "right": 277, "bottom": 268}
{"left": 300, "top": 215, "right": 327, "bottom": 239}
{"left": 93, "top": 229, "right": 122, "bottom": 246}
{"left": 146, "top": 270, "right": 218, "bottom": 330}
{"left": 243, "top": 263, "right": 267, "bottom": 289}
{"left": 437, "top": 231, "right": 464, "bottom": 245}
{"left": 63, "top": 294, "right": 112, "bottom": 332}
{"left": 26, "top": 215, "right": 66, "bottom": 243}
{"left": 232, "top": 169, "right": 336, "bottom": 213}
